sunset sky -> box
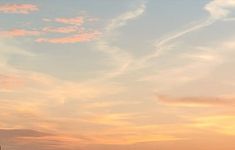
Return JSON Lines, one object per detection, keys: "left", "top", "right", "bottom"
{"left": 1, "top": 0, "right": 235, "bottom": 149}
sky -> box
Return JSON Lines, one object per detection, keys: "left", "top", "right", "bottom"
{"left": 1, "top": 0, "right": 235, "bottom": 149}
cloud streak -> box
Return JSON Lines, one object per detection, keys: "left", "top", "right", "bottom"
{"left": 205, "top": 0, "right": 235, "bottom": 19}
{"left": 140, "top": 0, "right": 235, "bottom": 64}
{"left": 0, "top": 29, "right": 40, "bottom": 37}
{"left": 42, "top": 26, "right": 80, "bottom": 34}
{"left": 54, "top": 17, "right": 84, "bottom": 26}
{"left": 106, "top": 3, "right": 146, "bottom": 32}
{"left": 95, "top": 2, "right": 146, "bottom": 79}
{"left": 0, "top": 129, "right": 51, "bottom": 138}
{"left": 157, "top": 95, "right": 235, "bottom": 107}
{"left": 0, "top": 74, "right": 23, "bottom": 90}
{"left": 36, "top": 31, "right": 101, "bottom": 43}
{"left": 0, "top": 4, "right": 38, "bottom": 14}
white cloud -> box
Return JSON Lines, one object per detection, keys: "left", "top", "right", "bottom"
{"left": 205, "top": 0, "right": 235, "bottom": 19}
{"left": 139, "top": 0, "right": 235, "bottom": 65}
{"left": 106, "top": 3, "right": 146, "bottom": 32}
{"left": 95, "top": 2, "right": 146, "bottom": 79}
{"left": 141, "top": 18, "right": 214, "bottom": 63}
{"left": 139, "top": 45, "right": 224, "bottom": 94}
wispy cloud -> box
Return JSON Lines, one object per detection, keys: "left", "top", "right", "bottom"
{"left": 54, "top": 17, "right": 84, "bottom": 26}
{"left": 140, "top": 0, "right": 235, "bottom": 64}
{"left": 0, "top": 128, "right": 87, "bottom": 150}
{"left": 95, "top": 2, "right": 146, "bottom": 79}
{"left": 38, "top": 15, "right": 99, "bottom": 43}
{"left": 157, "top": 95, "right": 235, "bottom": 107}
{"left": 36, "top": 31, "right": 101, "bottom": 43}
{"left": 42, "top": 26, "right": 81, "bottom": 34}
{"left": 0, "top": 129, "right": 51, "bottom": 138}
{"left": 141, "top": 19, "right": 214, "bottom": 63}
{"left": 1, "top": 1, "right": 235, "bottom": 149}
{"left": 192, "top": 115, "right": 235, "bottom": 135}
{"left": 0, "top": 29, "right": 40, "bottom": 37}
{"left": 106, "top": 2, "right": 146, "bottom": 32}
{"left": 139, "top": 46, "right": 223, "bottom": 93}
{"left": 0, "top": 74, "right": 23, "bottom": 91}
{"left": 205, "top": 0, "right": 235, "bottom": 19}
{"left": 0, "top": 4, "right": 38, "bottom": 14}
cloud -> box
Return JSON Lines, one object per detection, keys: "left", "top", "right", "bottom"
{"left": 42, "top": 26, "right": 81, "bottom": 33}
{"left": 106, "top": 2, "right": 146, "bottom": 32}
{"left": 36, "top": 31, "right": 101, "bottom": 43}
{"left": 157, "top": 95, "right": 235, "bottom": 107}
{"left": 0, "top": 128, "right": 86, "bottom": 150}
{"left": 141, "top": 19, "right": 214, "bottom": 63}
{"left": 0, "top": 129, "right": 51, "bottom": 138}
{"left": 192, "top": 115, "right": 235, "bottom": 135}
{"left": 95, "top": 2, "right": 146, "bottom": 79}
{"left": 55, "top": 17, "right": 84, "bottom": 25}
{"left": 223, "top": 17, "right": 235, "bottom": 21}
{"left": 141, "top": 37, "right": 235, "bottom": 95}
{"left": 0, "top": 69, "right": 126, "bottom": 146}
{"left": 205, "top": 0, "right": 235, "bottom": 19}
{"left": 139, "top": 46, "right": 223, "bottom": 94}
{"left": 0, "top": 29, "right": 40, "bottom": 37}
{"left": 140, "top": 0, "right": 235, "bottom": 65}
{"left": 37, "top": 15, "right": 100, "bottom": 43}
{"left": 0, "top": 74, "right": 23, "bottom": 90}
{"left": 96, "top": 40, "right": 133, "bottom": 78}
{"left": 0, "top": 4, "right": 38, "bottom": 14}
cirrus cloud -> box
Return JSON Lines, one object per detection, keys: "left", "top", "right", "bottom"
{"left": 0, "top": 74, "right": 23, "bottom": 90}
{"left": 0, "top": 29, "right": 40, "bottom": 37}
{"left": 157, "top": 95, "right": 235, "bottom": 107}
{"left": 42, "top": 26, "right": 81, "bottom": 34}
{"left": 205, "top": 0, "right": 235, "bottom": 19}
{"left": 36, "top": 31, "right": 101, "bottom": 44}
{"left": 0, "top": 4, "right": 38, "bottom": 14}
{"left": 55, "top": 17, "right": 84, "bottom": 26}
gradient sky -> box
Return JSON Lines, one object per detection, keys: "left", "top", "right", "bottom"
{"left": 1, "top": 0, "right": 235, "bottom": 150}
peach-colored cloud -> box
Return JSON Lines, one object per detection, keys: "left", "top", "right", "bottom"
{"left": 0, "top": 29, "right": 40, "bottom": 37}
{"left": 55, "top": 17, "right": 84, "bottom": 25}
{"left": 42, "top": 26, "right": 81, "bottom": 33}
{"left": 36, "top": 31, "right": 101, "bottom": 43}
{"left": 0, "top": 129, "right": 51, "bottom": 138}
{"left": 0, "top": 128, "right": 86, "bottom": 150}
{"left": 157, "top": 95, "right": 235, "bottom": 107}
{"left": 0, "top": 74, "right": 23, "bottom": 90}
{"left": 192, "top": 115, "right": 235, "bottom": 135}
{"left": 0, "top": 4, "right": 38, "bottom": 14}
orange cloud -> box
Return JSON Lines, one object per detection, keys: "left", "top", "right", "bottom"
{"left": 157, "top": 95, "right": 235, "bottom": 107}
{"left": 0, "top": 29, "right": 40, "bottom": 37}
{"left": 0, "top": 128, "right": 86, "bottom": 150}
{"left": 36, "top": 31, "right": 101, "bottom": 43}
{"left": 42, "top": 26, "right": 81, "bottom": 33}
{"left": 192, "top": 115, "right": 235, "bottom": 135}
{"left": 55, "top": 17, "right": 84, "bottom": 25}
{"left": 0, "top": 129, "right": 51, "bottom": 138}
{"left": 0, "top": 74, "right": 23, "bottom": 90}
{"left": 0, "top": 4, "right": 38, "bottom": 14}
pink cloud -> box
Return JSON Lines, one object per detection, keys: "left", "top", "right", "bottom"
{"left": 36, "top": 31, "right": 101, "bottom": 44}
{"left": 42, "top": 26, "right": 81, "bottom": 33}
{"left": 0, "top": 4, "right": 38, "bottom": 14}
{"left": 0, "top": 74, "right": 23, "bottom": 90}
{"left": 55, "top": 17, "right": 84, "bottom": 25}
{"left": 0, "top": 29, "right": 40, "bottom": 37}
{"left": 157, "top": 95, "right": 235, "bottom": 107}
